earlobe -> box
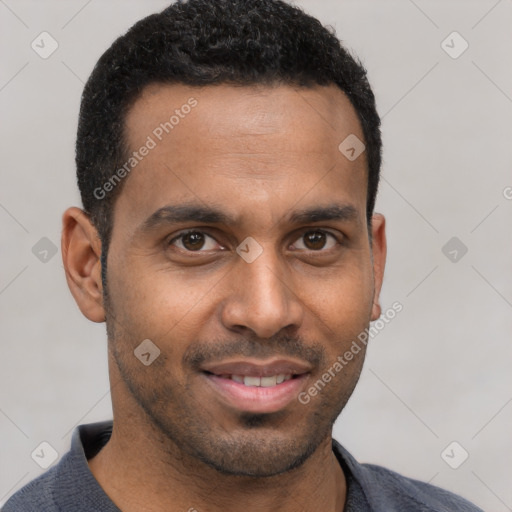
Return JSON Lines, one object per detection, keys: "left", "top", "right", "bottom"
{"left": 61, "top": 207, "right": 106, "bottom": 323}
{"left": 370, "top": 213, "right": 387, "bottom": 322}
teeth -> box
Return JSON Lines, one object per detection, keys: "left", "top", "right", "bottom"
{"left": 229, "top": 374, "right": 293, "bottom": 387}
{"left": 243, "top": 376, "right": 261, "bottom": 387}
{"left": 260, "top": 376, "right": 277, "bottom": 387}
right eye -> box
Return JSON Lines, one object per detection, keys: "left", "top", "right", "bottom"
{"left": 168, "top": 230, "right": 224, "bottom": 252}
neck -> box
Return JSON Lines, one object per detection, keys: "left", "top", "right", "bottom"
{"left": 88, "top": 417, "right": 346, "bottom": 512}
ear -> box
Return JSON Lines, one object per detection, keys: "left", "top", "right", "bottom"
{"left": 61, "top": 207, "right": 105, "bottom": 323}
{"left": 370, "top": 213, "right": 387, "bottom": 321}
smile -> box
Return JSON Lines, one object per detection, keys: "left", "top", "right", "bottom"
{"left": 212, "top": 373, "right": 294, "bottom": 387}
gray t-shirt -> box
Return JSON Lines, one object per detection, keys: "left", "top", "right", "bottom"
{"left": 2, "top": 421, "right": 483, "bottom": 512}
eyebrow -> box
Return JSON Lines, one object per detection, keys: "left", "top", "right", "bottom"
{"left": 137, "top": 202, "right": 359, "bottom": 234}
{"left": 288, "top": 204, "right": 358, "bottom": 225}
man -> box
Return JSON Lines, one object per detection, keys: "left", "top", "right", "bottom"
{"left": 3, "top": 0, "right": 483, "bottom": 510}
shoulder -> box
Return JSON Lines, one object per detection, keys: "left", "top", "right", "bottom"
{"left": 2, "top": 421, "right": 115, "bottom": 512}
{"left": 2, "top": 465, "right": 60, "bottom": 512}
{"left": 360, "top": 462, "right": 484, "bottom": 512}
{"left": 333, "top": 440, "right": 484, "bottom": 512}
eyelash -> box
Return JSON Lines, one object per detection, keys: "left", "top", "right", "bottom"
{"left": 167, "top": 229, "right": 342, "bottom": 254}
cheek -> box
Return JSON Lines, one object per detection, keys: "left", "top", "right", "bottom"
{"left": 299, "top": 267, "right": 374, "bottom": 381}
{"left": 107, "top": 255, "right": 220, "bottom": 348}
{"left": 308, "top": 259, "right": 374, "bottom": 326}
{"left": 309, "top": 271, "right": 373, "bottom": 385}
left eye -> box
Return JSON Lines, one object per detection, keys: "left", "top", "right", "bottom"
{"left": 291, "top": 230, "right": 338, "bottom": 251}
{"left": 169, "top": 231, "right": 221, "bottom": 252}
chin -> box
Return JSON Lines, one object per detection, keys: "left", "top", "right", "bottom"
{"left": 181, "top": 422, "right": 323, "bottom": 478}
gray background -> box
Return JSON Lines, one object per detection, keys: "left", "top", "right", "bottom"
{"left": 1, "top": 0, "right": 511, "bottom": 510}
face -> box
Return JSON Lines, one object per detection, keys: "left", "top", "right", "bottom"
{"left": 98, "top": 83, "right": 386, "bottom": 477}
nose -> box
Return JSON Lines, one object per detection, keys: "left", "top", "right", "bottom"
{"left": 220, "top": 248, "right": 305, "bottom": 339}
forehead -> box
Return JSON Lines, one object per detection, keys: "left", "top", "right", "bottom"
{"left": 126, "top": 82, "right": 364, "bottom": 150}
{"left": 115, "top": 82, "right": 368, "bottom": 232}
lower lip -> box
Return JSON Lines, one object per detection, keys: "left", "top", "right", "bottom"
{"left": 202, "top": 373, "right": 309, "bottom": 414}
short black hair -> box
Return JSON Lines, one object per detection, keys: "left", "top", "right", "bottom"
{"left": 77, "top": 0, "right": 381, "bottom": 257}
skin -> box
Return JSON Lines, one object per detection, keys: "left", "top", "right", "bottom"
{"left": 62, "top": 83, "right": 386, "bottom": 512}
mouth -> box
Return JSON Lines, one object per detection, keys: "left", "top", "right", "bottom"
{"left": 204, "top": 373, "right": 296, "bottom": 387}
{"left": 200, "top": 358, "right": 312, "bottom": 414}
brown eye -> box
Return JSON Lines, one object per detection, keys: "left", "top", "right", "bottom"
{"left": 293, "top": 230, "right": 338, "bottom": 251}
{"left": 181, "top": 232, "right": 205, "bottom": 250}
{"left": 304, "top": 231, "right": 326, "bottom": 250}
{"left": 169, "top": 231, "right": 220, "bottom": 252}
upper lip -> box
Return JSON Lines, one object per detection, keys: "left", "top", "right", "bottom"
{"left": 200, "top": 358, "right": 313, "bottom": 378}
